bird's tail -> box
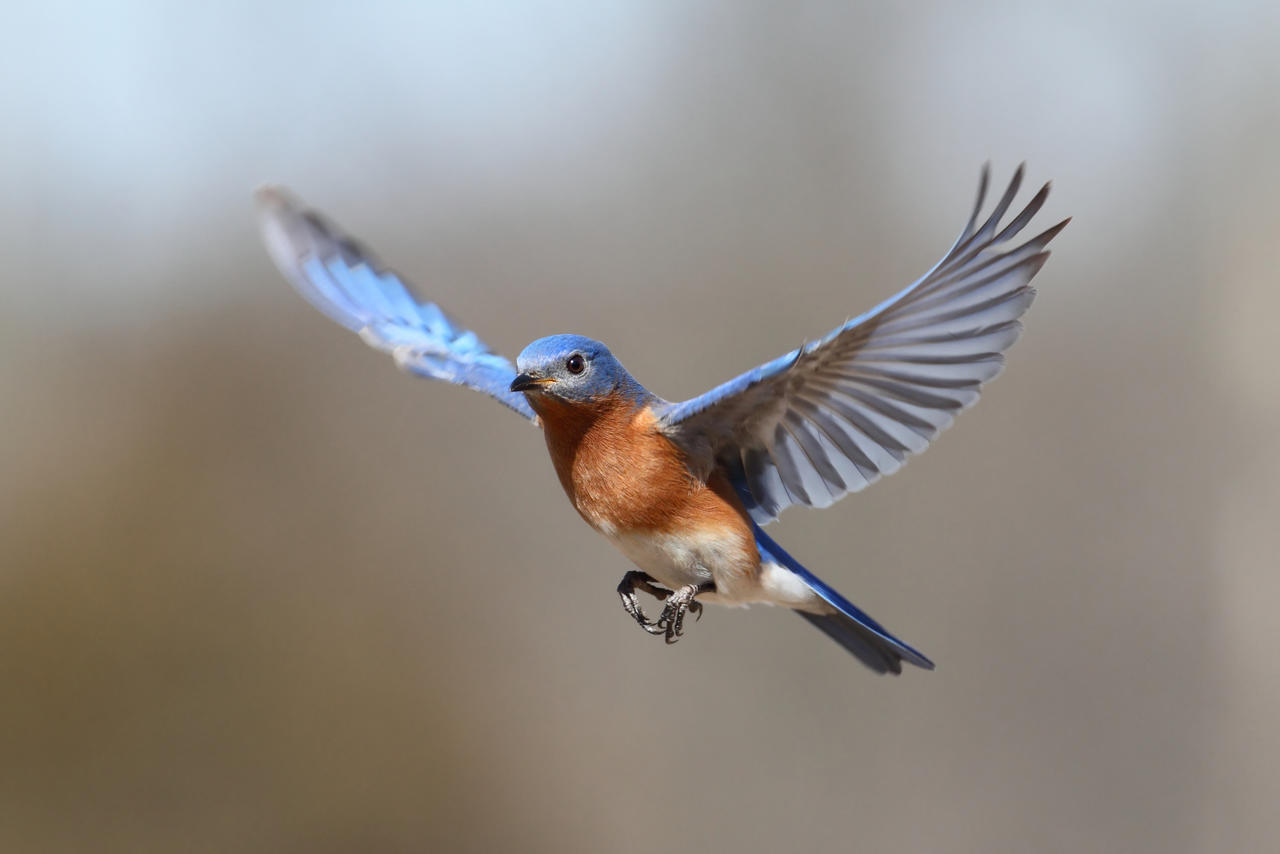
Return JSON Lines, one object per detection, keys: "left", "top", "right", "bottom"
{"left": 752, "top": 524, "right": 935, "bottom": 675}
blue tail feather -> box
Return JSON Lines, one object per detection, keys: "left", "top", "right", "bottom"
{"left": 752, "top": 523, "right": 934, "bottom": 675}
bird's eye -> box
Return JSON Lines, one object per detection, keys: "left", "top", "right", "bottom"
{"left": 566, "top": 354, "right": 585, "bottom": 375}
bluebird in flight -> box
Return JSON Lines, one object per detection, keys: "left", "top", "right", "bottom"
{"left": 256, "top": 166, "right": 1067, "bottom": 675}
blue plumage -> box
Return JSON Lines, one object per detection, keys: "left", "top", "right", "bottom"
{"left": 256, "top": 166, "right": 1067, "bottom": 675}
{"left": 654, "top": 163, "right": 1069, "bottom": 524}
{"left": 256, "top": 187, "right": 537, "bottom": 420}
{"left": 513, "top": 335, "right": 652, "bottom": 407}
{"left": 753, "top": 523, "right": 933, "bottom": 674}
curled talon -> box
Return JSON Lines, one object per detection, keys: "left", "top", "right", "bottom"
{"left": 649, "top": 581, "right": 711, "bottom": 643}
{"left": 617, "top": 571, "right": 673, "bottom": 635}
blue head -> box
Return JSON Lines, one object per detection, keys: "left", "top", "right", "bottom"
{"left": 510, "top": 334, "right": 647, "bottom": 406}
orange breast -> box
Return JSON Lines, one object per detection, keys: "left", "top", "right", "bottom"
{"left": 534, "top": 396, "right": 754, "bottom": 540}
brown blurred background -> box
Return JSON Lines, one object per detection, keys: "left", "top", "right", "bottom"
{"left": 2, "top": 2, "right": 1278, "bottom": 852}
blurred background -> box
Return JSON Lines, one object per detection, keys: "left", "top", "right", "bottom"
{"left": 2, "top": 2, "right": 1277, "bottom": 851}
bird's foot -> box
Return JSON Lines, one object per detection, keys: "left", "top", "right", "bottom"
{"left": 617, "top": 571, "right": 672, "bottom": 635}
{"left": 654, "top": 582, "right": 713, "bottom": 644}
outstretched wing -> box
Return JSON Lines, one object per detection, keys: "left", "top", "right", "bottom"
{"left": 255, "top": 187, "right": 537, "bottom": 421}
{"left": 655, "top": 165, "right": 1068, "bottom": 524}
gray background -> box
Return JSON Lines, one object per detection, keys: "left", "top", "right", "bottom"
{"left": 3, "top": 2, "right": 1278, "bottom": 851}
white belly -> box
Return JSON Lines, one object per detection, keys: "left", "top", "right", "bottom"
{"left": 606, "top": 526, "right": 823, "bottom": 610}
{"left": 609, "top": 528, "right": 724, "bottom": 589}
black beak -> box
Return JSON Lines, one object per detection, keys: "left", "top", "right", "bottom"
{"left": 509, "top": 373, "right": 542, "bottom": 393}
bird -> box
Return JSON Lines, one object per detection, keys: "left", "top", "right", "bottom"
{"left": 255, "top": 165, "right": 1067, "bottom": 675}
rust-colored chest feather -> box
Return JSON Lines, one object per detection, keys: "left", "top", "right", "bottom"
{"left": 532, "top": 395, "right": 751, "bottom": 537}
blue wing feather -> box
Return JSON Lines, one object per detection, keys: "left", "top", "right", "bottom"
{"left": 656, "top": 165, "right": 1068, "bottom": 523}
{"left": 256, "top": 187, "right": 537, "bottom": 421}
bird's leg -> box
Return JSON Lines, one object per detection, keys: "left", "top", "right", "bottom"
{"left": 656, "top": 581, "right": 715, "bottom": 644}
{"left": 617, "top": 571, "right": 672, "bottom": 635}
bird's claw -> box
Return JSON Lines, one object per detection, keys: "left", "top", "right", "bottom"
{"left": 650, "top": 583, "right": 709, "bottom": 644}
{"left": 617, "top": 571, "right": 671, "bottom": 634}
{"left": 617, "top": 573, "right": 712, "bottom": 644}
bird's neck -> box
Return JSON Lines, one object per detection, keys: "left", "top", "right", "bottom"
{"left": 532, "top": 393, "right": 644, "bottom": 465}
{"left": 528, "top": 380, "right": 652, "bottom": 442}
